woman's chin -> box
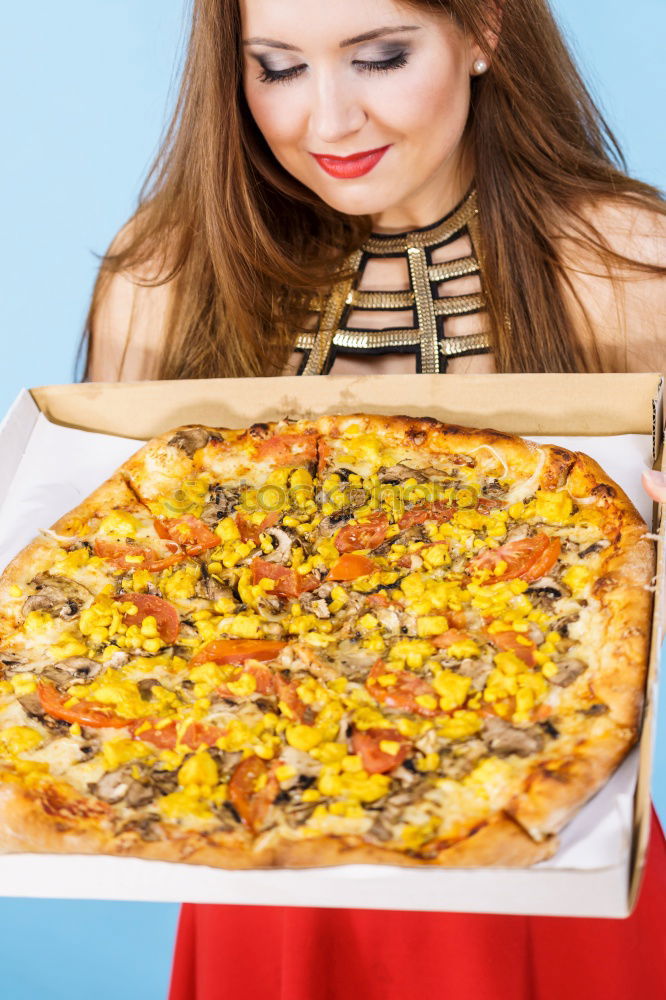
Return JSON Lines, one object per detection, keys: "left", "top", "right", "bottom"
{"left": 312, "top": 184, "right": 397, "bottom": 219}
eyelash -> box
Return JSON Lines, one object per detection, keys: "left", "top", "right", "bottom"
{"left": 258, "top": 51, "right": 409, "bottom": 85}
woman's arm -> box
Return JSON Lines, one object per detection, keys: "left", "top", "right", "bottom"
{"left": 562, "top": 201, "right": 666, "bottom": 503}
{"left": 561, "top": 199, "right": 666, "bottom": 375}
{"left": 87, "top": 227, "right": 173, "bottom": 383}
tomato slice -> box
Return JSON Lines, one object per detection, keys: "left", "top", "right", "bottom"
{"left": 366, "top": 593, "right": 392, "bottom": 608}
{"left": 118, "top": 592, "right": 181, "bottom": 644}
{"left": 129, "top": 718, "right": 227, "bottom": 750}
{"left": 352, "top": 727, "right": 412, "bottom": 774}
{"left": 327, "top": 553, "right": 376, "bottom": 581}
{"left": 476, "top": 496, "right": 504, "bottom": 514}
{"left": 316, "top": 440, "right": 333, "bottom": 477}
{"left": 251, "top": 559, "right": 319, "bottom": 598}
{"left": 445, "top": 608, "right": 469, "bottom": 630}
{"left": 236, "top": 511, "right": 281, "bottom": 544}
{"left": 398, "top": 502, "right": 455, "bottom": 529}
{"left": 189, "top": 638, "right": 287, "bottom": 668}
{"left": 467, "top": 533, "right": 554, "bottom": 582}
{"left": 488, "top": 629, "right": 537, "bottom": 667}
{"left": 521, "top": 537, "right": 561, "bottom": 583}
{"left": 93, "top": 538, "right": 183, "bottom": 573}
{"left": 432, "top": 628, "right": 473, "bottom": 649}
{"left": 334, "top": 513, "right": 389, "bottom": 553}
{"left": 153, "top": 515, "right": 219, "bottom": 555}
{"left": 37, "top": 682, "right": 129, "bottom": 729}
{"left": 217, "top": 662, "right": 277, "bottom": 700}
{"left": 229, "top": 755, "right": 280, "bottom": 831}
{"left": 254, "top": 432, "right": 318, "bottom": 466}
{"left": 274, "top": 674, "right": 309, "bottom": 723}
{"left": 366, "top": 660, "right": 438, "bottom": 718}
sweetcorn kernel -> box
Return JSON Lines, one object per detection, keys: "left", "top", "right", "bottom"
{"left": 275, "top": 764, "right": 297, "bottom": 783}
{"left": 562, "top": 565, "right": 591, "bottom": 593}
{"left": 178, "top": 750, "right": 219, "bottom": 787}
{"left": 301, "top": 788, "right": 321, "bottom": 802}
{"left": 415, "top": 694, "right": 438, "bottom": 712}
{"left": 433, "top": 670, "right": 471, "bottom": 711}
{"left": 438, "top": 710, "right": 483, "bottom": 740}
{"left": 416, "top": 752, "right": 440, "bottom": 772}
{"left": 10, "top": 674, "right": 37, "bottom": 697}
{"left": 286, "top": 725, "right": 323, "bottom": 752}
{"left": 0, "top": 726, "right": 43, "bottom": 754}
{"left": 416, "top": 616, "right": 449, "bottom": 638}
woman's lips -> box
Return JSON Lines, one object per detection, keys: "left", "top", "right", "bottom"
{"left": 311, "top": 145, "right": 391, "bottom": 179}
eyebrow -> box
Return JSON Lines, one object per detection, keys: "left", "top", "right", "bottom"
{"left": 243, "top": 25, "right": 421, "bottom": 52}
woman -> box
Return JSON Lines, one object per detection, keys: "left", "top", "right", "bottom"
{"left": 79, "top": 0, "right": 666, "bottom": 997}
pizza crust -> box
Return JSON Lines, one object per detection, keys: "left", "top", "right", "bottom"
{"left": 566, "top": 454, "right": 654, "bottom": 731}
{"left": 0, "top": 777, "right": 557, "bottom": 869}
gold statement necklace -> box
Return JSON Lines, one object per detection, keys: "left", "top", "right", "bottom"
{"left": 295, "top": 188, "right": 491, "bottom": 375}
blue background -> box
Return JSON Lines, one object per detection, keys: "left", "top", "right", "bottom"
{"left": 1, "top": 2, "right": 664, "bottom": 996}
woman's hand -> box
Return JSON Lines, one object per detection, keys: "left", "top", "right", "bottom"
{"left": 642, "top": 469, "right": 666, "bottom": 503}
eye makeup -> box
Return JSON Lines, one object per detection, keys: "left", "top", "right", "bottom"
{"left": 254, "top": 47, "right": 411, "bottom": 85}
{"left": 257, "top": 60, "right": 306, "bottom": 85}
{"left": 353, "top": 51, "right": 409, "bottom": 74}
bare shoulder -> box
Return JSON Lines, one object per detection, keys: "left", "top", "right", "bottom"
{"left": 556, "top": 196, "right": 666, "bottom": 374}
{"left": 87, "top": 218, "right": 176, "bottom": 383}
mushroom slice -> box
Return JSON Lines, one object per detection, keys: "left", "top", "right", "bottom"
{"left": 199, "top": 485, "right": 243, "bottom": 526}
{"left": 125, "top": 781, "right": 156, "bottom": 808}
{"left": 482, "top": 717, "right": 545, "bottom": 757}
{"left": 262, "top": 527, "right": 294, "bottom": 564}
{"left": 378, "top": 464, "right": 429, "bottom": 484}
{"left": 22, "top": 573, "right": 92, "bottom": 621}
{"left": 168, "top": 427, "right": 216, "bottom": 457}
{"left": 137, "top": 677, "right": 162, "bottom": 701}
{"left": 148, "top": 766, "right": 180, "bottom": 795}
{"left": 196, "top": 567, "right": 234, "bottom": 602}
{"left": 580, "top": 540, "right": 611, "bottom": 558}
{"left": 41, "top": 656, "right": 105, "bottom": 688}
{"left": 89, "top": 769, "right": 131, "bottom": 804}
{"left": 299, "top": 593, "right": 330, "bottom": 619}
{"left": 549, "top": 658, "right": 587, "bottom": 687}
{"left": 0, "top": 653, "right": 29, "bottom": 676}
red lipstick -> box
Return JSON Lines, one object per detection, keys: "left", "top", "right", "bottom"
{"left": 311, "top": 145, "right": 390, "bottom": 179}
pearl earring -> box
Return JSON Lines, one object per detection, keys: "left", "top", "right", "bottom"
{"left": 473, "top": 59, "right": 489, "bottom": 75}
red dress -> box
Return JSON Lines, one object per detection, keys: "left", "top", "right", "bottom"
{"left": 168, "top": 806, "right": 666, "bottom": 1000}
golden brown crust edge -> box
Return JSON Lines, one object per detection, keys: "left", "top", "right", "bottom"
{"left": 566, "top": 451, "right": 655, "bottom": 732}
{"left": 0, "top": 779, "right": 557, "bottom": 869}
{"left": 509, "top": 449, "right": 654, "bottom": 840}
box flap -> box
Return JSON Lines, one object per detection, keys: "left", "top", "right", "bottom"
{"left": 31, "top": 373, "right": 663, "bottom": 440}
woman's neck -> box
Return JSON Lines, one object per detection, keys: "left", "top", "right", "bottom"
{"left": 370, "top": 154, "right": 474, "bottom": 235}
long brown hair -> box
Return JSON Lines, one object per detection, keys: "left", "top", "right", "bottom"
{"left": 77, "top": 0, "right": 665, "bottom": 381}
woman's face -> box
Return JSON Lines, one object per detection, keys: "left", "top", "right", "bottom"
{"left": 241, "top": 0, "right": 484, "bottom": 232}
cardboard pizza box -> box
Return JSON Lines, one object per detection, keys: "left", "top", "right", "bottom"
{"left": 0, "top": 372, "right": 663, "bottom": 917}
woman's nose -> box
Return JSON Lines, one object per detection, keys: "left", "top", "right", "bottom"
{"left": 309, "top": 74, "right": 367, "bottom": 144}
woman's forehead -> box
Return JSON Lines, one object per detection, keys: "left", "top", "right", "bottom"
{"left": 240, "top": 0, "right": 433, "bottom": 47}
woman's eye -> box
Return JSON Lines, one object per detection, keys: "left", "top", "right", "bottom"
{"left": 353, "top": 52, "right": 409, "bottom": 74}
{"left": 258, "top": 63, "right": 306, "bottom": 85}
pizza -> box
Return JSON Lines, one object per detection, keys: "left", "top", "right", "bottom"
{"left": 0, "top": 414, "right": 655, "bottom": 869}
